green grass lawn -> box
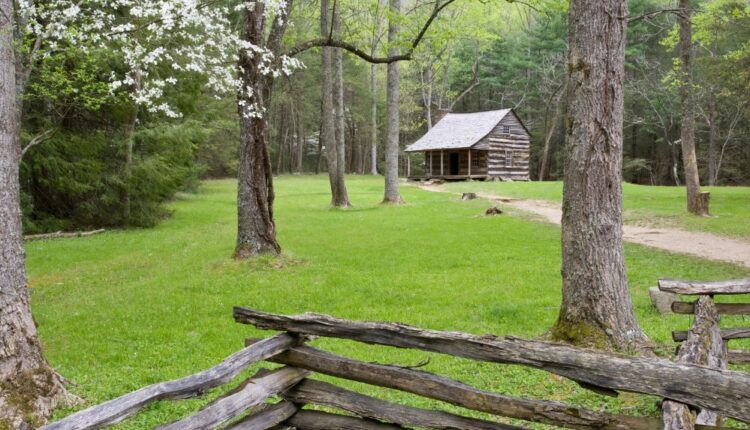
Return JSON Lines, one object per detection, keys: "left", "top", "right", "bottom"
{"left": 443, "top": 181, "right": 750, "bottom": 239}
{"left": 29, "top": 175, "right": 750, "bottom": 428}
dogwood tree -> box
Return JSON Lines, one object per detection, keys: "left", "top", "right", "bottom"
{"left": 1, "top": 0, "right": 299, "bottom": 426}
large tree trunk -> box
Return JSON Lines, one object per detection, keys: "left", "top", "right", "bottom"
{"left": 1, "top": 2, "right": 76, "bottom": 426}
{"left": 382, "top": 0, "right": 404, "bottom": 204}
{"left": 234, "top": 2, "right": 281, "bottom": 258}
{"left": 551, "top": 0, "right": 648, "bottom": 350}
{"left": 678, "top": 0, "right": 709, "bottom": 215}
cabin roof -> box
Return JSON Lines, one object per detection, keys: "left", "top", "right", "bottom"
{"left": 404, "top": 109, "right": 512, "bottom": 152}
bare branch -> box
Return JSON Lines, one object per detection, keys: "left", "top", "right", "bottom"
{"left": 448, "top": 54, "right": 481, "bottom": 111}
{"left": 284, "top": 0, "right": 458, "bottom": 64}
{"left": 21, "top": 129, "right": 55, "bottom": 160}
{"left": 628, "top": 8, "right": 687, "bottom": 22}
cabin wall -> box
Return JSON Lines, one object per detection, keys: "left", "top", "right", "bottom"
{"left": 480, "top": 113, "right": 530, "bottom": 180}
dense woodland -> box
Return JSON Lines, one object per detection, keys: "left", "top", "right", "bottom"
{"left": 16, "top": 0, "right": 750, "bottom": 233}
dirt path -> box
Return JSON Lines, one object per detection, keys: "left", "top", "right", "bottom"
{"left": 417, "top": 184, "right": 750, "bottom": 269}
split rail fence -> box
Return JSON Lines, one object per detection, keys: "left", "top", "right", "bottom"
{"left": 43, "top": 278, "right": 750, "bottom": 430}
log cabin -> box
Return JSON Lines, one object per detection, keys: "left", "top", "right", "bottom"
{"left": 405, "top": 109, "right": 531, "bottom": 181}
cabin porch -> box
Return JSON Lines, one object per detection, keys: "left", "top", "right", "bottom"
{"left": 406, "top": 149, "right": 488, "bottom": 180}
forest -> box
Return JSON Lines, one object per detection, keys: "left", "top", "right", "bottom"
{"left": 13, "top": 0, "right": 750, "bottom": 233}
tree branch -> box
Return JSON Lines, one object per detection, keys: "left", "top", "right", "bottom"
{"left": 628, "top": 8, "right": 687, "bottom": 22}
{"left": 449, "top": 54, "right": 480, "bottom": 111}
{"left": 21, "top": 129, "right": 55, "bottom": 160}
{"left": 283, "top": 0, "right": 458, "bottom": 64}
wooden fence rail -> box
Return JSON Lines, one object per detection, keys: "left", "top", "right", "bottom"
{"left": 658, "top": 277, "right": 750, "bottom": 429}
{"left": 233, "top": 307, "right": 750, "bottom": 423}
{"left": 44, "top": 292, "right": 749, "bottom": 430}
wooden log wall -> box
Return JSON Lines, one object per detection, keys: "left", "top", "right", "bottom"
{"left": 481, "top": 112, "right": 530, "bottom": 180}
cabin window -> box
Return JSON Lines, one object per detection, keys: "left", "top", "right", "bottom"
{"left": 505, "top": 150, "right": 514, "bottom": 168}
{"left": 471, "top": 151, "right": 481, "bottom": 170}
{"left": 503, "top": 125, "right": 511, "bottom": 134}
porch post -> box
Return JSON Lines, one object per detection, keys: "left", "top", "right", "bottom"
{"left": 429, "top": 151, "right": 432, "bottom": 176}
{"left": 468, "top": 150, "right": 472, "bottom": 177}
{"left": 440, "top": 150, "right": 444, "bottom": 176}
{"left": 407, "top": 153, "right": 411, "bottom": 177}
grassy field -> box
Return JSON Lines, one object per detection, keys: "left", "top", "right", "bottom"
{"left": 29, "top": 175, "right": 750, "bottom": 428}
{"left": 443, "top": 181, "right": 750, "bottom": 239}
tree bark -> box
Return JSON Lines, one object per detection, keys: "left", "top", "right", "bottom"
{"left": 538, "top": 82, "right": 566, "bottom": 181}
{"left": 122, "top": 71, "right": 141, "bottom": 226}
{"left": 320, "top": 0, "right": 349, "bottom": 207}
{"left": 369, "top": 50, "right": 380, "bottom": 175}
{"left": 382, "top": 0, "right": 404, "bottom": 204}
{"left": 706, "top": 95, "right": 718, "bottom": 186}
{"left": 551, "top": 0, "right": 649, "bottom": 349}
{"left": 1, "top": 1, "right": 76, "bottom": 426}
{"left": 234, "top": 1, "right": 283, "bottom": 258}
{"left": 678, "top": 0, "right": 709, "bottom": 215}
{"left": 295, "top": 100, "right": 305, "bottom": 173}
{"left": 331, "top": 4, "right": 351, "bottom": 207}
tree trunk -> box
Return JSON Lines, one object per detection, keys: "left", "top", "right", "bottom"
{"left": 382, "top": 0, "right": 404, "bottom": 204}
{"left": 320, "top": 0, "right": 349, "bottom": 207}
{"left": 295, "top": 101, "right": 305, "bottom": 174}
{"left": 1, "top": 2, "right": 77, "bottom": 426}
{"left": 538, "top": 82, "right": 566, "bottom": 181}
{"left": 678, "top": 0, "right": 709, "bottom": 215}
{"left": 122, "top": 71, "right": 141, "bottom": 226}
{"left": 234, "top": 1, "right": 281, "bottom": 258}
{"left": 551, "top": 0, "right": 648, "bottom": 350}
{"left": 706, "top": 95, "right": 719, "bottom": 186}
{"left": 331, "top": 6, "right": 351, "bottom": 207}
{"left": 370, "top": 63, "right": 379, "bottom": 175}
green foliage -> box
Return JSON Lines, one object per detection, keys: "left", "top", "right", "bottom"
{"left": 20, "top": 122, "right": 204, "bottom": 233}
{"left": 28, "top": 177, "right": 750, "bottom": 427}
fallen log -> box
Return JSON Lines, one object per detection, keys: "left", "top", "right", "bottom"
{"left": 285, "top": 410, "right": 405, "bottom": 430}
{"left": 659, "top": 278, "right": 750, "bottom": 295}
{"left": 283, "top": 379, "right": 526, "bottom": 430}
{"left": 672, "top": 301, "right": 750, "bottom": 315}
{"left": 157, "top": 367, "right": 308, "bottom": 430}
{"left": 251, "top": 339, "right": 660, "bottom": 430}
{"left": 225, "top": 401, "right": 298, "bottom": 430}
{"left": 41, "top": 333, "right": 300, "bottom": 430}
{"left": 24, "top": 228, "right": 106, "bottom": 241}
{"left": 234, "top": 307, "right": 750, "bottom": 422}
{"left": 662, "top": 296, "right": 727, "bottom": 429}
{"left": 672, "top": 327, "right": 750, "bottom": 342}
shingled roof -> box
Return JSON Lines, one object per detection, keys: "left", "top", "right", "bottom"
{"left": 404, "top": 109, "right": 511, "bottom": 152}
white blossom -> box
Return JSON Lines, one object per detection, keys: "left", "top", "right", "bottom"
{"left": 16, "top": 0, "right": 302, "bottom": 119}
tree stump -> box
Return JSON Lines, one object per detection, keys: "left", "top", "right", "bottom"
{"left": 485, "top": 206, "right": 503, "bottom": 216}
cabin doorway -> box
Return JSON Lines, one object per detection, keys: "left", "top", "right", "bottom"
{"left": 449, "top": 152, "right": 459, "bottom": 175}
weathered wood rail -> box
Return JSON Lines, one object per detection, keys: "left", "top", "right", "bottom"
{"left": 658, "top": 277, "right": 750, "bottom": 429}
{"left": 44, "top": 292, "right": 749, "bottom": 430}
